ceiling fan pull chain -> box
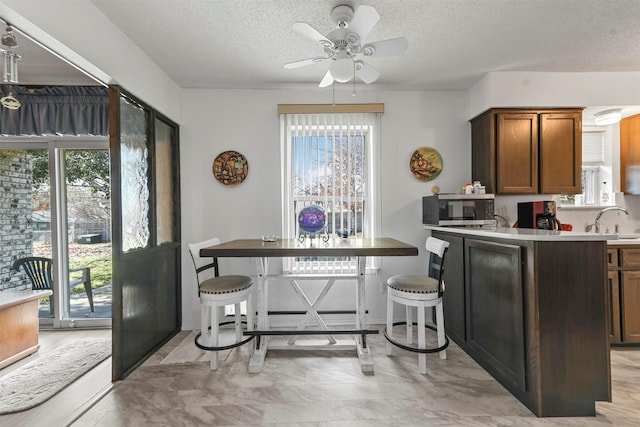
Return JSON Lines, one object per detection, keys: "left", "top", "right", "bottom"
{"left": 352, "top": 60, "right": 356, "bottom": 96}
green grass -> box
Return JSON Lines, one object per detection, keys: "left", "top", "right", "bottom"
{"left": 69, "top": 254, "right": 112, "bottom": 292}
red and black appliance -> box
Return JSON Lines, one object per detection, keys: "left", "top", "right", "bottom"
{"left": 517, "top": 201, "right": 562, "bottom": 230}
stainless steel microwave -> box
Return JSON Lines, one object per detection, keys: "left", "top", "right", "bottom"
{"left": 422, "top": 194, "right": 496, "bottom": 226}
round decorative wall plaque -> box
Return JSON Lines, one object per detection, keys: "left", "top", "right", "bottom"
{"left": 409, "top": 146, "right": 443, "bottom": 181}
{"left": 212, "top": 150, "right": 248, "bottom": 186}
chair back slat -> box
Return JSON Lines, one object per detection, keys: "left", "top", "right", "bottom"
{"left": 13, "top": 257, "right": 53, "bottom": 290}
{"left": 188, "top": 238, "right": 222, "bottom": 285}
{"left": 426, "top": 237, "right": 449, "bottom": 296}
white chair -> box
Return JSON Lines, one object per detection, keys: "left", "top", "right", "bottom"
{"left": 188, "top": 237, "right": 254, "bottom": 370}
{"left": 384, "top": 236, "right": 450, "bottom": 374}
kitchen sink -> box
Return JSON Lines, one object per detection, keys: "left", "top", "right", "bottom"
{"left": 617, "top": 234, "right": 640, "bottom": 239}
{"left": 608, "top": 234, "right": 640, "bottom": 245}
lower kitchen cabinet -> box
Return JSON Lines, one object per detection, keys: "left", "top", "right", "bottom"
{"left": 621, "top": 271, "right": 640, "bottom": 342}
{"left": 465, "top": 239, "right": 525, "bottom": 392}
{"left": 607, "top": 270, "right": 621, "bottom": 343}
{"left": 607, "top": 247, "right": 640, "bottom": 345}
{"left": 431, "top": 229, "right": 610, "bottom": 417}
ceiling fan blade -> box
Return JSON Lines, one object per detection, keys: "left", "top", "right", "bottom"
{"left": 319, "top": 70, "right": 334, "bottom": 88}
{"left": 361, "top": 37, "right": 409, "bottom": 58}
{"left": 284, "top": 57, "right": 330, "bottom": 69}
{"left": 293, "top": 22, "right": 333, "bottom": 48}
{"left": 349, "top": 5, "right": 380, "bottom": 40}
{"left": 355, "top": 62, "right": 380, "bottom": 84}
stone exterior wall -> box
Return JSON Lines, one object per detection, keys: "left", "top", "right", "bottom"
{"left": 0, "top": 151, "right": 33, "bottom": 291}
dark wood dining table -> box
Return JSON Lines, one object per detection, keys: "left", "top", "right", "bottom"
{"left": 200, "top": 237, "right": 418, "bottom": 373}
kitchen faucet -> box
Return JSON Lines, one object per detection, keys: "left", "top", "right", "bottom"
{"left": 593, "top": 206, "right": 630, "bottom": 233}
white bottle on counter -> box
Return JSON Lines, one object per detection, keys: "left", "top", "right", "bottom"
{"left": 600, "top": 181, "right": 610, "bottom": 205}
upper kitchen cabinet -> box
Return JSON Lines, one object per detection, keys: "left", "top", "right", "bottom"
{"left": 471, "top": 108, "right": 583, "bottom": 194}
{"left": 620, "top": 113, "right": 640, "bottom": 194}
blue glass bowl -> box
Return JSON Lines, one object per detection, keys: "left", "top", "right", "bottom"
{"left": 298, "top": 205, "right": 326, "bottom": 234}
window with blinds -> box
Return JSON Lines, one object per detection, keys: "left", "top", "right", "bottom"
{"left": 280, "top": 109, "right": 381, "bottom": 275}
{"left": 561, "top": 128, "right": 612, "bottom": 206}
{"left": 582, "top": 131, "right": 605, "bottom": 163}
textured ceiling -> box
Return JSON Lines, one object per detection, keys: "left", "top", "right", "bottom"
{"left": 84, "top": 0, "right": 640, "bottom": 90}
{"left": 3, "top": 0, "right": 640, "bottom": 122}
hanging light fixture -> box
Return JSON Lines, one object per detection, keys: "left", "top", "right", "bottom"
{"left": 594, "top": 108, "right": 623, "bottom": 126}
{"left": 1, "top": 24, "right": 20, "bottom": 83}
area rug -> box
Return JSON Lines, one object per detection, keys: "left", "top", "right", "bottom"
{"left": 0, "top": 338, "right": 111, "bottom": 414}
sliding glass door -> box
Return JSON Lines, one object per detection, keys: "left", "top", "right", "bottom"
{"left": 0, "top": 138, "right": 111, "bottom": 328}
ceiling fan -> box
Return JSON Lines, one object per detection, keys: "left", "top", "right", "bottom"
{"left": 285, "top": 4, "right": 408, "bottom": 87}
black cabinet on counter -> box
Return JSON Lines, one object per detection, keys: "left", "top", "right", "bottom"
{"left": 431, "top": 229, "right": 610, "bottom": 418}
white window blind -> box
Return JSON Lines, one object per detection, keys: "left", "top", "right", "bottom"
{"left": 582, "top": 131, "right": 605, "bottom": 163}
{"left": 280, "top": 111, "right": 381, "bottom": 275}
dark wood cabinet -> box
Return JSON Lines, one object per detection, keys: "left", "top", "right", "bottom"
{"left": 471, "top": 108, "right": 582, "bottom": 194}
{"left": 465, "top": 239, "right": 525, "bottom": 392}
{"left": 607, "top": 246, "right": 640, "bottom": 345}
{"left": 431, "top": 229, "right": 610, "bottom": 417}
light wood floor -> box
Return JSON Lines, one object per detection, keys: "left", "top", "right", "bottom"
{"left": 0, "top": 329, "right": 112, "bottom": 427}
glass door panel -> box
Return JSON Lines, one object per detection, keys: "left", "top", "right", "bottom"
{"left": 155, "top": 119, "right": 176, "bottom": 244}
{"left": 63, "top": 149, "right": 112, "bottom": 319}
{"left": 2, "top": 140, "right": 110, "bottom": 327}
{"left": 120, "top": 98, "right": 150, "bottom": 252}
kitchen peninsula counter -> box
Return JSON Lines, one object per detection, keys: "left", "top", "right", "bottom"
{"left": 425, "top": 226, "right": 611, "bottom": 417}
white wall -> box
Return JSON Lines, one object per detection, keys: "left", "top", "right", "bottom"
{"left": 180, "top": 87, "right": 469, "bottom": 329}
{"left": 467, "top": 71, "right": 640, "bottom": 119}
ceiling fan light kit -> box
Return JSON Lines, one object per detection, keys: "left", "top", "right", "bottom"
{"left": 285, "top": 4, "right": 408, "bottom": 88}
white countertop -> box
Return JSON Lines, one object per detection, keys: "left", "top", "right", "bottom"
{"left": 605, "top": 235, "right": 640, "bottom": 246}
{"left": 425, "top": 225, "right": 619, "bottom": 242}
{"left": 0, "top": 289, "right": 52, "bottom": 310}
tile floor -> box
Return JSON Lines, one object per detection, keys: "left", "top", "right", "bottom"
{"left": 72, "top": 327, "right": 640, "bottom": 427}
